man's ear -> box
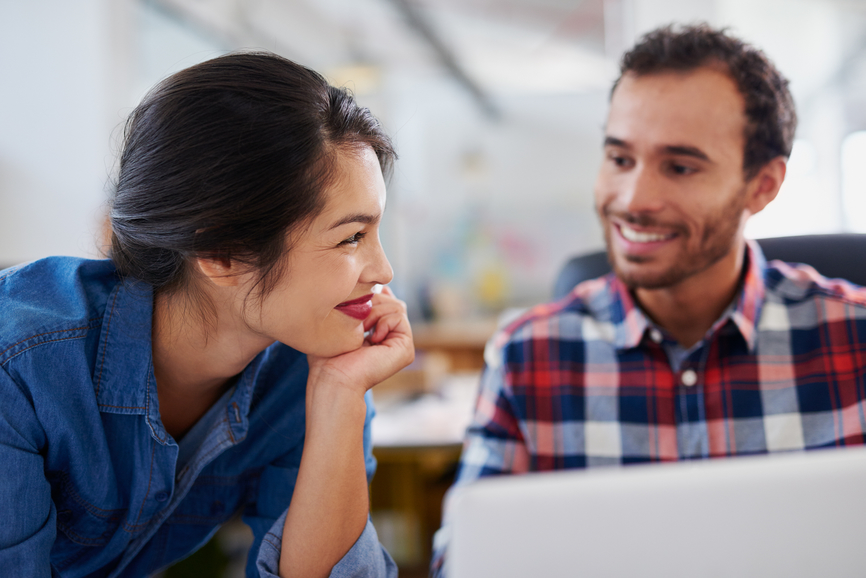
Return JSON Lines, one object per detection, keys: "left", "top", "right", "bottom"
{"left": 196, "top": 255, "right": 242, "bottom": 287}
{"left": 745, "top": 156, "right": 787, "bottom": 216}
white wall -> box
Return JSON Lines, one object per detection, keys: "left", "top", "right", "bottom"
{"left": 382, "top": 74, "right": 608, "bottom": 314}
{"left": 0, "top": 0, "right": 226, "bottom": 268}
{"left": 1, "top": 0, "right": 861, "bottom": 314}
{"left": 0, "top": 0, "right": 123, "bottom": 265}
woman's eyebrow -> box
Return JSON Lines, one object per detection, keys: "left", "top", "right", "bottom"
{"left": 328, "top": 212, "right": 381, "bottom": 230}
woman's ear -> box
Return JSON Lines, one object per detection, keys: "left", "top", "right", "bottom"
{"left": 196, "top": 255, "right": 242, "bottom": 287}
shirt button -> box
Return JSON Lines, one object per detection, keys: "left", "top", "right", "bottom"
{"left": 649, "top": 329, "right": 663, "bottom": 343}
{"left": 681, "top": 369, "right": 698, "bottom": 387}
{"left": 155, "top": 491, "right": 170, "bottom": 503}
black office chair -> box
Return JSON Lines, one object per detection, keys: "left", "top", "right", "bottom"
{"left": 553, "top": 234, "right": 866, "bottom": 300}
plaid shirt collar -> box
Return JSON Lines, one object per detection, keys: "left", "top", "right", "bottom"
{"left": 602, "top": 240, "right": 767, "bottom": 352}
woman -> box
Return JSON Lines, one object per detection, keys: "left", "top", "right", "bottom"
{"left": 0, "top": 52, "right": 412, "bottom": 577}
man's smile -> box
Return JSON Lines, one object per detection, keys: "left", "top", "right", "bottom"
{"left": 617, "top": 223, "right": 678, "bottom": 243}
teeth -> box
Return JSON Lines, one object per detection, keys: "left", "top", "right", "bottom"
{"left": 620, "top": 224, "right": 673, "bottom": 243}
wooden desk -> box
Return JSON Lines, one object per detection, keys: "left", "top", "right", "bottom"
{"left": 367, "top": 319, "right": 495, "bottom": 575}
{"left": 412, "top": 318, "right": 497, "bottom": 371}
{"left": 370, "top": 443, "right": 462, "bottom": 577}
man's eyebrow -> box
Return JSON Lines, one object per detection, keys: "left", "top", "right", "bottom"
{"left": 604, "top": 136, "right": 629, "bottom": 148}
{"left": 328, "top": 213, "right": 381, "bottom": 230}
{"left": 664, "top": 145, "right": 711, "bottom": 162}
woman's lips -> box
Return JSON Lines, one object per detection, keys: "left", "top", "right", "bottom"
{"left": 335, "top": 294, "right": 374, "bottom": 320}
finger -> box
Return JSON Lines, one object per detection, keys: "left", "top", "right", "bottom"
{"left": 370, "top": 310, "right": 412, "bottom": 345}
{"left": 370, "top": 290, "right": 404, "bottom": 309}
{"left": 363, "top": 300, "right": 405, "bottom": 331}
{"left": 370, "top": 295, "right": 408, "bottom": 322}
{"left": 368, "top": 314, "right": 396, "bottom": 344}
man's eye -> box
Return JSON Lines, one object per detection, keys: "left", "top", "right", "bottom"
{"left": 670, "top": 163, "right": 696, "bottom": 176}
{"left": 608, "top": 153, "right": 632, "bottom": 168}
{"left": 339, "top": 231, "right": 367, "bottom": 246}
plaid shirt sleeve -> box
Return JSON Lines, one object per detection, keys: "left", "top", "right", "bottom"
{"left": 454, "top": 338, "right": 533, "bottom": 480}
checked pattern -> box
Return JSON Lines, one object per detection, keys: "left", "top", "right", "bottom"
{"left": 431, "top": 241, "right": 866, "bottom": 576}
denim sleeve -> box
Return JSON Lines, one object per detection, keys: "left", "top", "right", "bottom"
{"left": 252, "top": 390, "right": 396, "bottom": 577}
{"left": 0, "top": 367, "right": 55, "bottom": 577}
{"left": 256, "top": 514, "right": 397, "bottom": 578}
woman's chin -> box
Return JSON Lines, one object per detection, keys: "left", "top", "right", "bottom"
{"left": 303, "top": 329, "right": 367, "bottom": 358}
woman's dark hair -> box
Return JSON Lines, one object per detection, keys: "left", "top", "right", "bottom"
{"left": 613, "top": 24, "right": 797, "bottom": 180}
{"left": 110, "top": 51, "right": 396, "bottom": 302}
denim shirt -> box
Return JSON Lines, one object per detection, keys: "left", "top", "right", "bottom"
{"left": 0, "top": 257, "right": 397, "bottom": 577}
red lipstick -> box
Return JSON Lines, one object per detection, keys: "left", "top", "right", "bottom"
{"left": 335, "top": 294, "right": 374, "bottom": 320}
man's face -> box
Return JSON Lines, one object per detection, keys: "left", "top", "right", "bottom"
{"left": 594, "top": 67, "right": 752, "bottom": 290}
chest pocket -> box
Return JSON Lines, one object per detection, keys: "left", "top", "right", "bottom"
{"left": 49, "top": 473, "right": 126, "bottom": 574}
{"left": 168, "top": 472, "right": 259, "bottom": 526}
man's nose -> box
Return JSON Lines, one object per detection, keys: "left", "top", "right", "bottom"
{"left": 621, "top": 166, "right": 665, "bottom": 214}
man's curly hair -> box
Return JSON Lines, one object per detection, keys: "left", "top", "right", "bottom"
{"left": 614, "top": 24, "right": 797, "bottom": 179}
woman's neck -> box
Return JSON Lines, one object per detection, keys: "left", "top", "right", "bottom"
{"left": 150, "top": 288, "right": 272, "bottom": 438}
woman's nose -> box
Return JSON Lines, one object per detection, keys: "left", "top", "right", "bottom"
{"left": 366, "top": 236, "right": 393, "bottom": 286}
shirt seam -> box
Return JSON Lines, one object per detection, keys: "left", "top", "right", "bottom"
{"left": 97, "top": 403, "right": 146, "bottom": 410}
{"left": 127, "top": 441, "right": 157, "bottom": 532}
{"left": 0, "top": 322, "right": 99, "bottom": 366}
{"left": 55, "top": 472, "right": 127, "bottom": 518}
{"left": 262, "top": 531, "right": 281, "bottom": 551}
{"left": 183, "top": 418, "right": 236, "bottom": 473}
{"left": 95, "top": 287, "right": 122, "bottom": 397}
{"left": 0, "top": 265, "right": 24, "bottom": 283}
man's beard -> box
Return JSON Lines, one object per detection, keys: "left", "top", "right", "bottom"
{"left": 602, "top": 189, "right": 746, "bottom": 290}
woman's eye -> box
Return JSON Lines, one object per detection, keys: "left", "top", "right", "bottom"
{"left": 339, "top": 231, "right": 367, "bottom": 246}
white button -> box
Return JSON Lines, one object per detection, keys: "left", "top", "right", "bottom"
{"left": 649, "top": 329, "right": 663, "bottom": 343}
{"left": 681, "top": 369, "right": 698, "bottom": 387}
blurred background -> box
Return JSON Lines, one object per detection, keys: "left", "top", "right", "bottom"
{"left": 4, "top": 0, "right": 866, "bottom": 320}
{"left": 4, "top": 0, "right": 866, "bottom": 575}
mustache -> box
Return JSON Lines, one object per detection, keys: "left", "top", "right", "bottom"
{"left": 602, "top": 206, "right": 687, "bottom": 233}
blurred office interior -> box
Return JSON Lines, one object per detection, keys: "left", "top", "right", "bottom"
{"left": 3, "top": 0, "right": 866, "bottom": 575}
{"left": 5, "top": 0, "right": 866, "bottom": 319}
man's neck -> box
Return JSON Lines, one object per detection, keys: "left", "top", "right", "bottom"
{"left": 633, "top": 240, "right": 747, "bottom": 348}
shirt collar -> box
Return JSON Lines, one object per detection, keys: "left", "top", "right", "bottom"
{"left": 604, "top": 240, "right": 767, "bottom": 352}
{"left": 94, "top": 279, "right": 154, "bottom": 414}
{"left": 727, "top": 239, "right": 767, "bottom": 351}
{"left": 93, "top": 278, "right": 263, "bottom": 444}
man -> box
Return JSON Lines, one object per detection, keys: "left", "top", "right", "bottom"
{"left": 431, "top": 23, "right": 866, "bottom": 575}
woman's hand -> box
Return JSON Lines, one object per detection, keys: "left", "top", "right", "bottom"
{"left": 281, "top": 288, "right": 412, "bottom": 578}
{"left": 307, "top": 286, "right": 414, "bottom": 398}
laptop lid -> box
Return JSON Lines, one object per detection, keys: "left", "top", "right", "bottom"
{"left": 448, "top": 446, "right": 866, "bottom": 578}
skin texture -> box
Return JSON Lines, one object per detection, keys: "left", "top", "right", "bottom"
{"left": 152, "top": 146, "right": 414, "bottom": 577}
{"left": 595, "top": 67, "right": 787, "bottom": 347}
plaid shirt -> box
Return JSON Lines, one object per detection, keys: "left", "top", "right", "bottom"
{"left": 431, "top": 241, "right": 866, "bottom": 575}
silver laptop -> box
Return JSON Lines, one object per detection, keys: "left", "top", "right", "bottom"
{"left": 448, "top": 446, "right": 866, "bottom": 578}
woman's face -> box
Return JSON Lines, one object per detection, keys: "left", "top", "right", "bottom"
{"left": 248, "top": 146, "right": 393, "bottom": 358}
